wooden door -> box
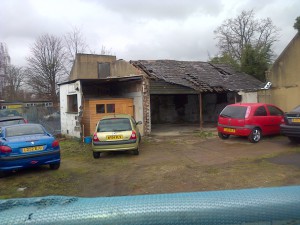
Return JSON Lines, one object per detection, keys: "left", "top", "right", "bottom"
{"left": 85, "top": 98, "right": 134, "bottom": 136}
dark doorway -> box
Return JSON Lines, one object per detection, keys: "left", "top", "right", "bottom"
{"left": 150, "top": 94, "right": 199, "bottom": 124}
{"left": 150, "top": 92, "right": 236, "bottom": 125}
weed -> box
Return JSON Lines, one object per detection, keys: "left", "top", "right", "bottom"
{"left": 194, "top": 131, "right": 215, "bottom": 138}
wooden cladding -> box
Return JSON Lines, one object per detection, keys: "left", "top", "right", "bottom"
{"left": 82, "top": 98, "right": 134, "bottom": 136}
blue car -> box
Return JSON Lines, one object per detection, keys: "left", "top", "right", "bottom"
{"left": 0, "top": 123, "right": 60, "bottom": 177}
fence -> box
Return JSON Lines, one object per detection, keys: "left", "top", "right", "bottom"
{"left": 0, "top": 106, "right": 61, "bottom": 136}
{"left": 0, "top": 186, "right": 299, "bottom": 224}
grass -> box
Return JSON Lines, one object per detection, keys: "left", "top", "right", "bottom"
{"left": 0, "top": 138, "right": 300, "bottom": 199}
{"left": 194, "top": 130, "right": 215, "bottom": 138}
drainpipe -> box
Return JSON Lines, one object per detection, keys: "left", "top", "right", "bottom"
{"left": 199, "top": 92, "right": 203, "bottom": 129}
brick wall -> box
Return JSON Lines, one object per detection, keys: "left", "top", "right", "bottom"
{"left": 142, "top": 77, "right": 151, "bottom": 135}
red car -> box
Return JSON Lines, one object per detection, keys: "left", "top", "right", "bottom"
{"left": 217, "top": 103, "right": 284, "bottom": 143}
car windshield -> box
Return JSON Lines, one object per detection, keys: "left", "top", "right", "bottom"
{"left": 0, "top": 119, "right": 25, "bottom": 126}
{"left": 97, "top": 118, "right": 132, "bottom": 132}
{"left": 5, "top": 124, "right": 45, "bottom": 137}
{"left": 220, "top": 106, "right": 247, "bottom": 119}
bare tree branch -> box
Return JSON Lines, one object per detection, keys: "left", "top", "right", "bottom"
{"left": 64, "top": 27, "right": 88, "bottom": 75}
{"left": 2, "top": 65, "right": 25, "bottom": 101}
{"left": 214, "top": 10, "right": 279, "bottom": 63}
{"left": 26, "top": 34, "right": 67, "bottom": 104}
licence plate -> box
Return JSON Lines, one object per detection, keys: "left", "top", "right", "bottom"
{"left": 223, "top": 128, "right": 235, "bottom": 133}
{"left": 106, "top": 135, "right": 123, "bottom": 140}
{"left": 22, "top": 146, "right": 43, "bottom": 153}
{"left": 292, "top": 118, "right": 300, "bottom": 123}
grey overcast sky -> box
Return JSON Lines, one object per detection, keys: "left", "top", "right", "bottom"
{"left": 0, "top": 0, "right": 299, "bottom": 66}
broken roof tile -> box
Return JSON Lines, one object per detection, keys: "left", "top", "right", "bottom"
{"left": 131, "top": 60, "right": 263, "bottom": 92}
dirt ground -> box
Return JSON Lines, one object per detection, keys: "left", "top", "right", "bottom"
{"left": 1, "top": 125, "right": 300, "bottom": 199}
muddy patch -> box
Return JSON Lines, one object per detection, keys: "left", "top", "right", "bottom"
{"left": 268, "top": 153, "right": 300, "bottom": 168}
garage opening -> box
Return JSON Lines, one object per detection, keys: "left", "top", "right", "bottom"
{"left": 151, "top": 94, "right": 199, "bottom": 124}
{"left": 150, "top": 92, "right": 238, "bottom": 125}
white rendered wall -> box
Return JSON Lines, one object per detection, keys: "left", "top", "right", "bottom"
{"left": 59, "top": 81, "right": 82, "bottom": 138}
{"left": 239, "top": 91, "right": 258, "bottom": 103}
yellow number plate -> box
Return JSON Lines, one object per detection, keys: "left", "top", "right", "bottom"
{"left": 23, "top": 146, "right": 43, "bottom": 153}
{"left": 106, "top": 135, "right": 123, "bottom": 140}
{"left": 292, "top": 118, "right": 300, "bottom": 123}
{"left": 223, "top": 128, "right": 235, "bottom": 133}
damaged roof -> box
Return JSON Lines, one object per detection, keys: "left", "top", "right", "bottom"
{"left": 131, "top": 60, "right": 263, "bottom": 92}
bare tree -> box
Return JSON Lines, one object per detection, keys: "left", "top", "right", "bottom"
{"left": 0, "top": 43, "right": 11, "bottom": 99}
{"left": 100, "top": 45, "right": 114, "bottom": 55}
{"left": 3, "top": 65, "right": 25, "bottom": 101}
{"left": 26, "top": 34, "right": 67, "bottom": 104}
{"left": 64, "top": 27, "right": 88, "bottom": 69}
{"left": 214, "top": 10, "right": 279, "bottom": 62}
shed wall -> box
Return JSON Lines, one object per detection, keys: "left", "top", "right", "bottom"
{"left": 60, "top": 81, "right": 82, "bottom": 138}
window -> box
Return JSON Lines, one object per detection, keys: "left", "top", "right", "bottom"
{"left": 220, "top": 106, "right": 247, "bottom": 119}
{"left": 6, "top": 124, "right": 44, "bottom": 137}
{"left": 106, "top": 104, "right": 115, "bottom": 113}
{"left": 67, "top": 94, "right": 78, "bottom": 113}
{"left": 98, "top": 62, "right": 110, "bottom": 78}
{"left": 96, "top": 104, "right": 105, "bottom": 114}
{"left": 97, "top": 118, "right": 131, "bottom": 132}
{"left": 254, "top": 106, "right": 267, "bottom": 116}
{"left": 96, "top": 104, "right": 116, "bottom": 114}
{"left": 267, "top": 105, "right": 283, "bottom": 116}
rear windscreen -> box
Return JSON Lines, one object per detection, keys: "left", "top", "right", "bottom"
{"left": 0, "top": 119, "right": 25, "bottom": 126}
{"left": 98, "top": 118, "right": 132, "bottom": 132}
{"left": 5, "top": 124, "right": 45, "bottom": 137}
{"left": 220, "top": 106, "right": 247, "bottom": 119}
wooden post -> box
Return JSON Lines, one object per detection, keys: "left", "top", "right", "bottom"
{"left": 199, "top": 93, "right": 203, "bottom": 129}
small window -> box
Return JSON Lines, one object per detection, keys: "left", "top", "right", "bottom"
{"left": 67, "top": 94, "right": 78, "bottom": 113}
{"left": 267, "top": 105, "right": 283, "bottom": 116}
{"left": 96, "top": 104, "right": 105, "bottom": 114}
{"left": 98, "top": 62, "right": 110, "bottom": 78}
{"left": 254, "top": 106, "right": 267, "bottom": 116}
{"left": 106, "top": 104, "right": 115, "bottom": 113}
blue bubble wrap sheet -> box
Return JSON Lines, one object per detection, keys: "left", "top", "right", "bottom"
{"left": 1, "top": 186, "right": 300, "bottom": 225}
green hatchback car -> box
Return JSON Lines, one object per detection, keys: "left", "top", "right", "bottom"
{"left": 92, "top": 114, "right": 142, "bottom": 158}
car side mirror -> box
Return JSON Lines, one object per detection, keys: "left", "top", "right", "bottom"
{"left": 136, "top": 121, "right": 142, "bottom": 125}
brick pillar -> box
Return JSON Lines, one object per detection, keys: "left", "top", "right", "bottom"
{"left": 142, "top": 77, "right": 151, "bottom": 135}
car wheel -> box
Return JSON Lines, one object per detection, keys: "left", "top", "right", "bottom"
{"left": 248, "top": 128, "right": 261, "bottom": 143}
{"left": 93, "top": 152, "right": 101, "bottom": 159}
{"left": 133, "top": 149, "right": 139, "bottom": 155}
{"left": 49, "top": 163, "right": 60, "bottom": 170}
{"left": 288, "top": 136, "right": 300, "bottom": 144}
{"left": 218, "top": 132, "right": 230, "bottom": 139}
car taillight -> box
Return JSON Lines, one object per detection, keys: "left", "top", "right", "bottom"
{"left": 245, "top": 106, "right": 251, "bottom": 119}
{"left": 130, "top": 130, "right": 137, "bottom": 140}
{"left": 93, "top": 133, "right": 100, "bottom": 142}
{"left": 283, "top": 117, "right": 287, "bottom": 124}
{"left": 52, "top": 140, "right": 59, "bottom": 147}
{"left": 0, "top": 146, "right": 12, "bottom": 153}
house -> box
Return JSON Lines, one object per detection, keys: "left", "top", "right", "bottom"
{"left": 59, "top": 54, "right": 147, "bottom": 138}
{"left": 265, "top": 32, "right": 300, "bottom": 112}
{"left": 59, "top": 54, "right": 263, "bottom": 138}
